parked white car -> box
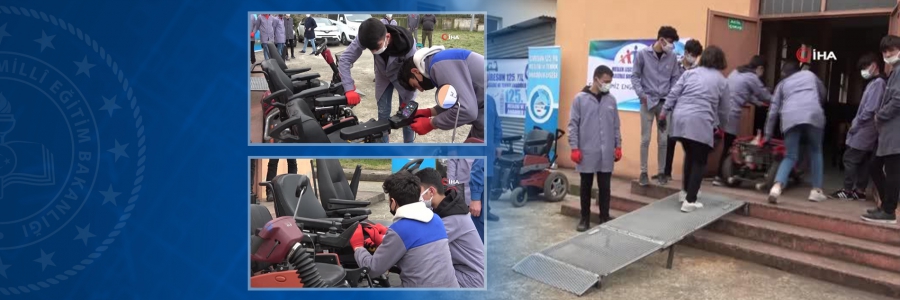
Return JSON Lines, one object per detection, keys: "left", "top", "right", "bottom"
{"left": 299, "top": 17, "right": 352, "bottom": 46}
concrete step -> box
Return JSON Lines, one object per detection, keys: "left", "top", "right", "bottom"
{"left": 629, "top": 180, "right": 900, "bottom": 246}
{"left": 707, "top": 214, "right": 900, "bottom": 273}
{"left": 685, "top": 231, "right": 900, "bottom": 299}
{"left": 562, "top": 189, "right": 900, "bottom": 272}
{"left": 558, "top": 194, "right": 626, "bottom": 224}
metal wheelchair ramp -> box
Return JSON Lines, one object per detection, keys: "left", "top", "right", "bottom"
{"left": 512, "top": 193, "right": 744, "bottom": 296}
{"left": 251, "top": 77, "right": 268, "bottom": 91}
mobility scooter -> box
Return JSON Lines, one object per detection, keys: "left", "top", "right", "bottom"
{"left": 496, "top": 127, "right": 569, "bottom": 207}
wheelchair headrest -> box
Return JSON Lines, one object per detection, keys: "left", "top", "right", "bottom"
{"left": 271, "top": 173, "right": 328, "bottom": 219}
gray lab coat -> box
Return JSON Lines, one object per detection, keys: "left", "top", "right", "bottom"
{"left": 725, "top": 70, "right": 772, "bottom": 135}
{"left": 663, "top": 67, "right": 730, "bottom": 148}
{"left": 568, "top": 89, "right": 621, "bottom": 173}
{"left": 846, "top": 77, "right": 885, "bottom": 152}
{"left": 631, "top": 47, "right": 683, "bottom": 109}
{"left": 876, "top": 64, "right": 900, "bottom": 157}
{"left": 764, "top": 70, "right": 826, "bottom": 139}
{"left": 338, "top": 32, "right": 417, "bottom": 105}
{"left": 257, "top": 15, "right": 276, "bottom": 44}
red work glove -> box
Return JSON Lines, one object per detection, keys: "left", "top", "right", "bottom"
{"left": 345, "top": 88, "right": 361, "bottom": 106}
{"left": 410, "top": 117, "right": 434, "bottom": 135}
{"left": 414, "top": 108, "right": 433, "bottom": 118}
{"left": 361, "top": 225, "right": 386, "bottom": 247}
{"left": 615, "top": 147, "right": 622, "bottom": 162}
{"left": 571, "top": 149, "right": 582, "bottom": 164}
{"left": 251, "top": 33, "right": 255, "bottom": 38}
{"left": 350, "top": 226, "right": 365, "bottom": 249}
{"left": 714, "top": 128, "right": 725, "bottom": 140}
{"left": 372, "top": 223, "right": 388, "bottom": 235}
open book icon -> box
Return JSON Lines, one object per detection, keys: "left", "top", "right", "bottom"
{"left": 0, "top": 141, "right": 56, "bottom": 199}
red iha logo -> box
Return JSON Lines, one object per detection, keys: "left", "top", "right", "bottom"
{"left": 796, "top": 45, "right": 836, "bottom": 63}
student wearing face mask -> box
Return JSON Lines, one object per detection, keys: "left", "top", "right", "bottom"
{"left": 396, "top": 46, "right": 485, "bottom": 140}
{"left": 414, "top": 168, "right": 485, "bottom": 288}
{"left": 300, "top": 14, "right": 317, "bottom": 55}
{"left": 350, "top": 171, "right": 459, "bottom": 287}
{"left": 569, "top": 65, "right": 622, "bottom": 231}
{"left": 632, "top": 26, "right": 683, "bottom": 186}
{"left": 381, "top": 14, "right": 398, "bottom": 26}
{"left": 661, "top": 39, "right": 703, "bottom": 184}
{"left": 659, "top": 46, "right": 731, "bottom": 213}
{"left": 832, "top": 54, "right": 885, "bottom": 201}
{"left": 711, "top": 55, "right": 772, "bottom": 186}
{"left": 339, "top": 18, "right": 418, "bottom": 143}
{"left": 861, "top": 35, "right": 900, "bottom": 224}
{"left": 257, "top": 14, "right": 277, "bottom": 60}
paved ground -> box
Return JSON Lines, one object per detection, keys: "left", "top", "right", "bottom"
{"left": 252, "top": 46, "right": 475, "bottom": 144}
{"left": 481, "top": 190, "right": 893, "bottom": 300}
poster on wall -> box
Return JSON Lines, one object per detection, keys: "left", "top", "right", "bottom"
{"left": 526, "top": 46, "right": 561, "bottom": 160}
{"left": 486, "top": 59, "right": 528, "bottom": 118}
{"left": 586, "top": 38, "right": 692, "bottom": 112}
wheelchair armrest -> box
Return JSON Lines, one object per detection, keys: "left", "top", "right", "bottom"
{"left": 294, "top": 216, "right": 340, "bottom": 232}
{"left": 340, "top": 119, "right": 391, "bottom": 140}
{"left": 315, "top": 96, "right": 348, "bottom": 107}
{"left": 329, "top": 208, "right": 371, "bottom": 217}
{"left": 291, "top": 72, "right": 320, "bottom": 82}
{"left": 295, "top": 86, "right": 332, "bottom": 99}
{"left": 350, "top": 165, "right": 362, "bottom": 198}
{"left": 328, "top": 199, "right": 370, "bottom": 207}
{"left": 285, "top": 67, "right": 312, "bottom": 75}
{"left": 321, "top": 117, "right": 358, "bottom": 135}
{"left": 502, "top": 135, "right": 522, "bottom": 142}
{"left": 261, "top": 89, "right": 288, "bottom": 105}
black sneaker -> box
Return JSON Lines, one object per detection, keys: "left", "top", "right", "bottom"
{"left": 831, "top": 189, "right": 854, "bottom": 200}
{"left": 576, "top": 218, "right": 589, "bottom": 232}
{"left": 300, "top": 51, "right": 306, "bottom": 54}
{"left": 657, "top": 173, "right": 669, "bottom": 185}
{"left": 639, "top": 173, "right": 650, "bottom": 186}
{"left": 861, "top": 211, "right": 897, "bottom": 224}
{"left": 866, "top": 207, "right": 883, "bottom": 215}
{"left": 712, "top": 176, "right": 725, "bottom": 186}
{"left": 853, "top": 190, "right": 867, "bottom": 201}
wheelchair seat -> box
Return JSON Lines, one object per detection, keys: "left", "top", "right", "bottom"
{"left": 523, "top": 129, "right": 555, "bottom": 156}
{"left": 314, "top": 262, "right": 347, "bottom": 286}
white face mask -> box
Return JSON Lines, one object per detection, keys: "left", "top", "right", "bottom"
{"left": 663, "top": 41, "right": 675, "bottom": 53}
{"left": 861, "top": 69, "right": 872, "bottom": 79}
{"left": 306, "top": 14, "right": 310, "bottom": 17}
{"left": 286, "top": 14, "right": 290, "bottom": 17}
{"left": 598, "top": 82, "right": 611, "bottom": 93}
{"left": 386, "top": 14, "right": 393, "bottom": 18}
{"left": 885, "top": 54, "right": 900, "bottom": 65}
{"left": 372, "top": 36, "right": 389, "bottom": 54}
{"left": 419, "top": 189, "right": 433, "bottom": 210}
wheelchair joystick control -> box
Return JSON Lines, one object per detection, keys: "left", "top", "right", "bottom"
{"left": 344, "top": 213, "right": 352, "bottom": 220}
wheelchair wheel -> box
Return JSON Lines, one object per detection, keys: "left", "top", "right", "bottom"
{"left": 758, "top": 161, "right": 780, "bottom": 192}
{"left": 511, "top": 187, "right": 527, "bottom": 207}
{"left": 543, "top": 172, "right": 568, "bottom": 202}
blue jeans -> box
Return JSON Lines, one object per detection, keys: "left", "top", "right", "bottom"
{"left": 302, "top": 38, "right": 316, "bottom": 52}
{"left": 775, "top": 124, "right": 823, "bottom": 189}
{"left": 276, "top": 43, "right": 284, "bottom": 56}
{"left": 377, "top": 83, "right": 414, "bottom": 143}
{"left": 262, "top": 43, "right": 270, "bottom": 60}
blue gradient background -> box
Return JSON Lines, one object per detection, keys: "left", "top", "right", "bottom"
{"left": 2, "top": 0, "right": 501, "bottom": 299}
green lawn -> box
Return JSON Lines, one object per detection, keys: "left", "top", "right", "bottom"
{"left": 425, "top": 30, "right": 485, "bottom": 55}
{"left": 339, "top": 159, "right": 392, "bottom": 171}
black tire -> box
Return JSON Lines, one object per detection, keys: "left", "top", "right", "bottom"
{"left": 760, "top": 161, "right": 781, "bottom": 191}
{"left": 511, "top": 187, "right": 527, "bottom": 207}
{"left": 719, "top": 157, "right": 740, "bottom": 187}
{"left": 341, "top": 33, "right": 350, "bottom": 46}
{"left": 543, "top": 172, "right": 568, "bottom": 202}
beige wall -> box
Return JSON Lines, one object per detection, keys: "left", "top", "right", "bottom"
{"left": 555, "top": 0, "right": 753, "bottom": 179}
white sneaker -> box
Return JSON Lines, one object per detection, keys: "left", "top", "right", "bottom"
{"left": 808, "top": 189, "right": 827, "bottom": 202}
{"left": 678, "top": 191, "right": 687, "bottom": 202}
{"left": 681, "top": 201, "right": 704, "bottom": 212}
{"left": 768, "top": 183, "right": 782, "bottom": 204}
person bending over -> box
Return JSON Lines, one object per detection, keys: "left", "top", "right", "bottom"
{"left": 662, "top": 39, "right": 703, "bottom": 184}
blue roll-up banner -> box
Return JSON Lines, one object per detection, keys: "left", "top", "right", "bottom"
{"left": 391, "top": 158, "right": 437, "bottom": 174}
{"left": 526, "top": 46, "right": 562, "bottom": 160}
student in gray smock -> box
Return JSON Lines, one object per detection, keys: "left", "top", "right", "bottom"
{"left": 420, "top": 14, "right": 437, "bottom": 48}
{"left": 712, "top": 55, "right": 772, "bottom": 186}
{"left": 632, "top": 26, "right": 683, "bottom": 186}
{"left": 273, "top": 15, "right": 286, "bottom": 57}
{"left": 381, "top": 14, "right": 398, "bottom": 26}
{"left": 257, "top": 14, "right": 276, "bottom": 60}
{"left": 283, "top": 14, "right": 295, "bottom": 60}
{"left": 350, "top": 171, "right": 459, "bottom": 287}
{"left": 415, "top": 168, "right": 486, "bottom": 288}
{"left": 659, "top": 46, "right": 730, "bottom": 213}
{"left": 250, "top": 14, "right": 259, "bottom": 64}
{"left": 763, "top": 60, "right": 828, "bottom": 204}
{"left": 833, "top": 54, "right": 885, "bottom": 200}
{"left": 569, "top": 65, "right": 622, "bottom": 231}
{"left": 397, "top": 47, "right": 485, "bottom": 140}
{"left": 407, "top": 14, "right": 420, "bottom": 46}
{"left": 861, "top": 35, "right": 900, "bottom": 224}
{"left": 663, "top": 39, "right": 703, "bottom": 182}
{"left": 339, "top": 18, "right": 418, "bottom": 143}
